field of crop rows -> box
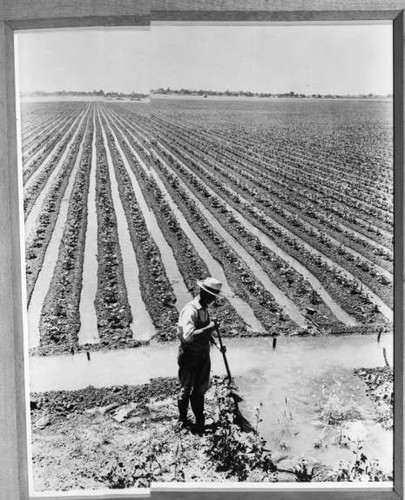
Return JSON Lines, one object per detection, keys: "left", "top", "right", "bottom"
{"left": 22, "top": 98, "right": 393, "bottom": 355}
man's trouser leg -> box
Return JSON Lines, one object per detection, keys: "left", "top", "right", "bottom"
{"left": 178, "top": 347, "right": 194, "bottom": 424}
{"left": 190, "top": 353, "right": 211, "bottom": 431}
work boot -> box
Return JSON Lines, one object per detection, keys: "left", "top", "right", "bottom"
{"left": 190, "top": 393, "right": 205, "bottom": 433}
{"left": 177, "top": 398, "right": 192, "bottom": 429}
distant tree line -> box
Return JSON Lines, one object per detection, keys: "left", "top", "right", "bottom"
{"left": 21, "top": 90, "right": 149, "bottom": 99}
{"left": 21, "top": 88, "right": 392, "bottom": 100}
{"left": 150, "top": 87, "right": 392, "bottom": 99}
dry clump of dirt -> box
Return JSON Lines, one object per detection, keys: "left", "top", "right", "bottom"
{"left": 31, "top": 383, "right": 151, "bottom": 491}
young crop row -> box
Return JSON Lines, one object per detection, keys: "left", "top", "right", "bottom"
{"left": 105, "top": 105, "right": 382, "bottom": 333}
{"left": 24, "top": 108, "right": 89, "bottom": 219}
{"left": 37, "top": 112, "right": 95, "bottom": 354}
{"left": 91, "top": 112, "right": 135, "bottom": 348}
{"left": 155, "top": 134, "right": 392, "bottom": 310}
{"left": 109, "top": 106, "right": 388, "bottom": 328}
{"left": 148, "top": 113, "right": 393, "bottom": 235}
{"left": 22, "top": 107, "right": 80, "bottom": 168}
{"left": 106, "top": 107, "right": 343, "bottom": 331}
{"left": 24, "top": 101, "right": 392, "bottom": 356}
{"left": 141, "top": 114, "right": 393, "bottom": 261}
{"left": 119, "top": 107, "right": 391, "bottom": 246}
{"left": 22, "top": 102, "right": 86, "bottom": 157}
{"left": 25, "top": 111, "right": 90, "bottom": 306}
{"left": 101, "top": 109, "right": 251, "bottom": 339}
{"left": 103, "top": 108, "right": 302, "bottom": 334}
{"left": 99, "top": 111, "right": 179, "bottom": 338}
{"left": 155, "top": 126, "right": 393, "bottom": 280}
{"left": 23, "top": 110, "right": 85, "bottom": 184}
{"left": 112, "top": 109, "right": 392, "bottom": 310}
{"left": 155, "top": 102, "right": 392, "bottom": 196}
{"left": 151, "top": 108, "right": 392, "bottom": 233}
{"left": 154, "top": 110, "right": 392, "bottom": 210}
{"left": 23, "top": 111, "right": 69, "bottom": 161}
{"left": 21, "top": 102, "right": 63, "bottom": 142}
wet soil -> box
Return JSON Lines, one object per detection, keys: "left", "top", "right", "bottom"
{"left": 30, "top": 363, "right": 392, "bottom": 492}
{"left": 355, "top": 366, "right": 393, "bottom": 430}
{"left": 30, "top": 377, "right": 293, "bottom": 491}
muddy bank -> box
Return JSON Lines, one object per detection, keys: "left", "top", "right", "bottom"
{"left": 355, "top": 366, "right": 393, "bottom": 430}
{"left": 31, "top": 380, "right": 155, "bottom": 491}
{"left": 30, "top": 365, "right": 393, "bottom": 492}
{"left": 31, "top": 378, "right": 288, "bottom": 491}
{"left": 30, "top": 378, "right": 287, "bottom": 491}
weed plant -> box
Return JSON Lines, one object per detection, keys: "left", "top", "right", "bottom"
{"left": 333, "top": 440, "right": 392, "bottom": 482}
{"left": 96, "top": 455, "right": 150, "bottom": 489}
{"left": 207, "top": 378, "right": 277, "bottom": 481}
{"left": 316, "top": 381, "right": 363, "bottom": 426}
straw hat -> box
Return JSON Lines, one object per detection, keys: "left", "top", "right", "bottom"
{"left": 197, "top": 277, "right": 222, "bottom": 297}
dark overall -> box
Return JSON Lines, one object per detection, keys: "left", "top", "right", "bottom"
{"left": 177, "top": 306, "right": 211, "bottom": 428}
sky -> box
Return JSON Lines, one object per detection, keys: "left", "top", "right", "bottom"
{"left": 17, "top": 23, "right": 392, "bottom": 95}
{"left": 17, "top": 28, "right": 151, "bottom": 94}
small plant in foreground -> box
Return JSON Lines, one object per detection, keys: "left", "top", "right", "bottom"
{"left": 317, "top": 381, "right": 363, "bottom": 426}
{"left": 334, "top": 441, "right": 392, "bottom": 482}
{"left": 207, "top": 379, "right": 277, "bottom": 482}
{"left": 172, "top": 432, "right": 186, "bottom": 482}
{"left": 96, "top": 456, "right": 150, "bottom": 489}
{"left": 294, "top": 458, "right": 312, "bottom": 482}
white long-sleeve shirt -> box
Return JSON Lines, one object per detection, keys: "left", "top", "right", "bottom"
{"left": 177, "top": 296, "right": 210, "bottom": 344}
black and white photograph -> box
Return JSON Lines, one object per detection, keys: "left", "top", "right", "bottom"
{"left": 14, "top": 14, "right": 395, "bottom": 497}
{"left": 147, "top": 22, "right": 394, "bottom": 486}
{"left": 18, "top": 27, "right": 153, "bottom": 494}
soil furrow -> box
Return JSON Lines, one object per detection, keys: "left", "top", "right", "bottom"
{"left": 94, "top": 108, "right": 152, "bottom": 345}
{"left": 99, "top": 106, "right": 191, "bottom": 312}
{"left": 28, "top": 111, "right": 91, "bottom": 351}
{"left": 24, "top": 106, "right": 90, "bottom": 232}
{"left": 23, "top": 105, "right": 88, "bottom": 186}
{"left": 102, "top": 104, "right": 263, "bottom": 338}
{"left": 145, "top": 111, "right": 393, "bottom": 244}
{"left": 99, "top": 108, "right": 178, "bottom": 338}
{"left": 78, "top": 109, "right": 100, "bottom": 345}
{"left": 140, "top": 125, "right": 392, "bottom": 312}
{"left": 118, "top": 116, "right": 387, "bottom": 328}
{"left": 109, "top": 108, "right": 376, "bottom": 328}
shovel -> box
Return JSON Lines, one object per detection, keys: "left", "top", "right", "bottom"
{"left": 212, "top": 322, "right": 255, "bottom": 433}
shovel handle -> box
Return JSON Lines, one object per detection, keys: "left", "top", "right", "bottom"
{"left": 214, "top": 323, "right": 233, "bottom": 383}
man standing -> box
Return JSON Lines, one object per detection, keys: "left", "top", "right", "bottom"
{"left": 177, "top": 277, "right": 222, "bottom": 433}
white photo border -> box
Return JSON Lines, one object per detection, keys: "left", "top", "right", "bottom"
{"left": 0, "top": 1, "right": 402, "bottom": 499}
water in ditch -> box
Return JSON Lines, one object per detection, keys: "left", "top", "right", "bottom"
{"left": 29, "top": 332, "right": 393, "bottom": 475}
